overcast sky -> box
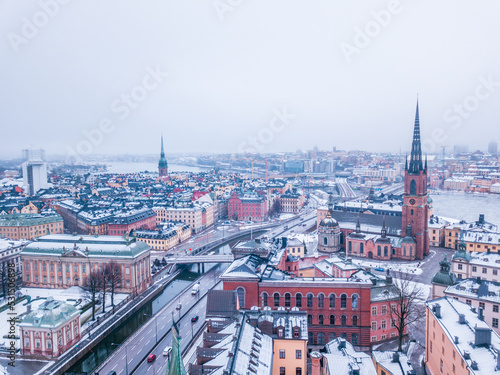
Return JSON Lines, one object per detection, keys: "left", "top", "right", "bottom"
{"left": 1, "top": 0, "right": 499, "bottom": 159}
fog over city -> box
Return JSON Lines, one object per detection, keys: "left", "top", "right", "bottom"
{"left": 1, "top": 0, "right": 499, "bottom": 158}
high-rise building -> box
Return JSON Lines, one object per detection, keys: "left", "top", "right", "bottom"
{"left": 488, "top": 140, "right": 498, "bottom": 155}
{"left": 22, "top": 148, "right": 48, "bottom": 195}
{"left": 401, "top": 101, "right": 429, "bottom": 260}
{"left": 158, "top": 135, "right": 168, "bottom": 178}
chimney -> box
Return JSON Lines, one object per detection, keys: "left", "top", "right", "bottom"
{"left": 386, "top": 276, "right": 393, "bottom": 284}
{"left": 310, "top": 352, "right": 322, "bottom": 375}
{"left": 474, "top": 327, "right": 492, "bottom": 346}
{"left": 463, "top": 350, "right": 470, "bottom": 360}
{"left": 454, "top": 336, "right": 459, "bottom": 344}
{"left": 471, "top": 361, "right": 478, "bottom": 370}
{"left": 370, "top": 278, "right": 377, "bottom": 285}
{"left": 434, "top": 304, "right": 442, "bottom": 319}
{"left": 339, "top": 338, "right": 347, "bottom": 349}
{"left": 458, "top": 314, "right": 466, "bottom": 324}
{"left": 392, "top": 352, "right": 400, "bottom": 363}
{"left": 479, "top": 214, "right": 485, "bottom": 224}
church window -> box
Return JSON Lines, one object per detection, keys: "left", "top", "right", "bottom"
{"left": 360, "top": 243, "right": 364, "bottom": 254}
{"left": 410, "top": 180, "right": 417, "bottom": 195}
{"left": 323, "top": 237, "right": 327, "bottom": 246}
{"left": 384, "top": 246, "right": 388, "bottom": 256}
{"left": 377, "top": 246, "right": 381, "bottom": 256}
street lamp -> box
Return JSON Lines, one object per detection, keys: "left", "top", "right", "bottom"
{"left": 110, "top": 342, "right": 135, "bottom": 375}
{"left": 144, "top": 313, "right": 158, "bottom": 344}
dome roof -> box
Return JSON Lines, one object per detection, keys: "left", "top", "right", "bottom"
{"left": 319, "top": 212, "right": 338, "bottom": 228}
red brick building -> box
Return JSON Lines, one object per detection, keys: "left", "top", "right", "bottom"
{"left": 221, "top": 254, "right": 400, "bottom": 349}
{"left": 228, "top": 191, "right": 268, "bottom": 221}
{"left": 107, "top": 207, "right": 156, "bottom": 236}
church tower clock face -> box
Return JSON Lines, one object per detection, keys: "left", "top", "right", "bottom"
{"left": 409, "top": 198, "right": 416, "bottom": 205}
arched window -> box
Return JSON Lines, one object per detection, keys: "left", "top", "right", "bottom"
{"left": 341, "top": 332, "right": 347, "bottom": 339}
{"left": 348, "top": 242, "right": 352, "bottom": 252}
{"left": 403, "top": 246, "right": 406, "bottom": 257}
{"left": 318, "top": 293, "right": 325, "bottom": 308}
{"left": 351, "top": 333, "right": 359, "bottom": 345}
{"left": 274, "top": 293, "right": 280, "bottom": 307}
{"left": 384, "top": 246, "right": 388, "bottom": 256}
{"left": 323, "top": 237, "right": 328, "bottom": 245}
{"left": 340, "top": 294, "right": 347, "bottom": 309}
{"left": 296, "top": 293, "right": 302, "bottom": 308}
{"left": 352, "top": 315, "right": 358, "bottom": 326}
{"left": 307, "top": 314, "right": 313, "bottom": 326}
{"left": 360, "top": 243, "right": 364, "bottom": 254}
{"left": 318, "top": 314, "right": 324, "bottom": 325}
{"left": 284, "top": 293, "right": 291, "bottom": 307}
{"left": 352, "top": 294, "right": 359, "bottom": 309}
{"left": 329, "top": 294, "right": 335, "bottom": 308}
{"left": 410, "top": 246, "right": 413, "bottom": 257}
{"left": 377, "top": 246, "right": 381, "bottom": 256}
{"left": 317, "top": 332, "right": 325, "bottom": 345}
{"left": 330, "top": 315, "right": 335, "bottom": 325}
{"left": 236, "top": 287, "right": 245, "bottom": 308}
{"left": 262, "top": 292, "right": 268, "bottom": 307}
{"left": 341, "top": 315, "right": 347, "bottom": 326}
{"left": 329, "top": 332, "right": 336, "bottom": 342}
{"left": 423, "top": 180, "right": 426, "bottom": 193}
{"left": 307, "top": 293, "right": 314, "bottom": 308}
{"left": 410, "top": 180, "right": 416, "bottom": 195}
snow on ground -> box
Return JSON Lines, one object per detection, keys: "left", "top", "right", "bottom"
{"left": 350, "top": 258, "right": 423, "bottom": 276}
{"left": 278, "top": 213, "right": 295, "bottom": 220}
{"left": 0, "top": 287, "right": 128, "bottom": 351}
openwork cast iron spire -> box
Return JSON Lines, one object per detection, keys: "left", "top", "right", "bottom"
{"left": 159, "top": 134, "right": 168, "bottom": 169}
{"left": 408, "top": 100, "right": 423, "bottom": 173}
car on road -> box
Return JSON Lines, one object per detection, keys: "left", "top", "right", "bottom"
{"left": 108, "top": 371, "right": 117, "bottom": 375}
{"left": 374, "top": 267, "right": 385, "bottom": 272}
{"left": 176, "top": 303, "right": 182, "bottom": 310}
{"left": 147, "top": 354, "right": 156, "bottom": 362}
{"left": 191, "top": 315, "right": 199, "bottom": 323}
{"left": 163, "top": 346, "right": 172, "bottom": 356}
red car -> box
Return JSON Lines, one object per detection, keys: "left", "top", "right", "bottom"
{"left": 147, "top": 354, "right": 156, "bottom": 363}
{"left": 191, "top": 316, "right": 199, "bottom": 323}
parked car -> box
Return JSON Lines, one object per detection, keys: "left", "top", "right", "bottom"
{"left": 375, "top": 267, "right": 385, "bottom": 272}
{"left": 163, "top": 346, "right": 172, "bottom": 356}
{"left": 191, "top": 315, "right": 199, "bottom": 323}
{"left": 147, "top": 354, "right": 156, "bottom": 362}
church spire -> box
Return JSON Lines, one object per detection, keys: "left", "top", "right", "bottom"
{"left": 167, "top": 316, "right": 187, "bottom": 375}
{"left": 158, "top": 134, "right": 168, "bottom": 177}
{"left": 160, "top": 134, "right": 165, "bottom": 158}
{"left": 409, "top": 100, "right": 423, "bottom": 174}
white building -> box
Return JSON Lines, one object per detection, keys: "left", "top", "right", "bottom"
{"left": 22, "top": 148, "right": 49, "bottom": 195}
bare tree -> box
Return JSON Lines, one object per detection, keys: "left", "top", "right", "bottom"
{"left": 100, "top": 267, "right": 109, "bottom": 314}
{"left": 0, "top": 262, "right": 8, "bottom": 299}
{"left": 387, "top": 269, "right": 426, "bottom": 351}
{"left": 84, "top": 270, "right": 101, "bottom": 321}
{"left": 105, "top": 261, "right": 122, "bottom": 308}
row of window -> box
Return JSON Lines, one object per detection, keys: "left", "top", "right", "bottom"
{"left": 308, "top": 332, "right": 358, "bottom": 346}
{"left": 308, "top": 314, "right": 358, "bottom": 326}
{"left": 258, "top": 291, "right": 359, "bottom": 309}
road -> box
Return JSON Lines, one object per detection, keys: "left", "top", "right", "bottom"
{"left": 95, "top": 266, "right": 223, "bottom": 375}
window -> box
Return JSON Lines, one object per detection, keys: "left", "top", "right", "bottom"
{"left": 307, "top": 314, "right": 313, "bottom": 326}
{"left": 352, "top": 294, "right": 359, "bottom": 309}
{"left": 308, "top": 332, "right": 314, "bottom": 345}
{"left": 494, "top": 305, "right": 499, "bottom": 313}
{"left": 458, "top": 264, "right": 463, "bottom": 270}
{"left": 440, "top": 359, "right": 443, "bottom": 373}
{"left": 483, "top": 267, "right": 487, "bottom": 274}
{"left": 372, "top": 307, "right": 377, "bottom": 316}
{"left": 479, "top": 302, "right": 485, "bottom": 310}
{"left": 274, "top": 293, "right": 280, "bottom": 307}
{"left": 296, "top": 350, "right": 302, "bottom": 359}
{"left": 329, "top": 332, "right": 336, "bottom": 342}
{"left": 351, "top": 333, "right": 358, "bottom": 345}
{"left": 318, "top": 315, "right": 324, "bottom": 325}
{"left": 472, "top": 266, "right": 477, "bottom": 272}
{"left": 317, "top": 332, "right": 325, "bottom": 345}
{"left": 381, "top": 305, "right": 387, "bottom": 315}
{"left": 285, "top": 293, "right": 291, "bottom": 307}
{"left": 430, "top": 340, "right": 433, "bottom": 353}
{"left": 236, "top": 287, "right": 245, "bottom": 308}
{"left": 360, "top": 243, "right": 364, "bottom": 254}
{"left": 377, "top": 246, "right": 381, "bottom": 256}
{"left": 307, "top": 293, "right": 313, "bottom": 308}
{"left": 262, "top": 292, "right": 268, "bottom": 307}
{"left": 340, "top": 294, "right": 347, "bottom": 309}
{"left": 341, "top": 315, "right": 347, "bottom": 326}
{"left": 466, "top": 299, "right": 471, "bottom": 306}
{"left": 296, "top": 293, "right": 302, "bottom": 308}
{"left": 330, "top": 315, "right": 335, "bottom": 325}
{"left": 410, "top": 180, "right": 416, "bottom": 195}
{"left": 352, "top": 315, "right": 358, "bottom": 326}
{"left": 279, "top": 349, "right": 285, "bottom": 359}
{"left": 493, "top": 318, "right": 499, "bottom": 328}
{"left": 381, "top": 320, "right": 386, "bottom": 329}
{"left": 318, "top": 294, "right": 324, "bottom": 308}
{"left": 329, "top": 294, "right": 335, "bottom": 308}
{"left": 280, "top": 367, "right": 285, "bottom": 375}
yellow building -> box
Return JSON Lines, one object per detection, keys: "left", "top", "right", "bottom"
{"left": 273, "top": 337, "right": 307, "bottom": 375}
{"left": 135, "top": 222, "right": 192, "bottom": 251}
{"left": 0, "top": 213, "right": 64, "bottom": 240}
{"left": 286, "top": 238, "right": 306, "bottom": 258}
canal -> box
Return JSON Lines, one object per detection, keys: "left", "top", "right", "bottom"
{"left": 67, "top": 244, "right": 232, "bottom": 374}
